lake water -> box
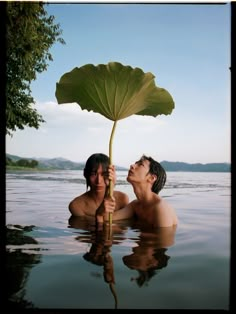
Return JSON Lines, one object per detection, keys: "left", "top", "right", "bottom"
{"left": 5, "top": 170, "right": 231, "bottom": 310}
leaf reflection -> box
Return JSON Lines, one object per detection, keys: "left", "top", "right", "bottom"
{"left": 70, "top": 217, "right": 127, "bottom": 309}
{"left": 81, "top": 224, "right": 118, "bottom": 308}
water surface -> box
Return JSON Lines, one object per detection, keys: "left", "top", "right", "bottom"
{"left": 6, "top": 170, "right": 231, "bottom": 309}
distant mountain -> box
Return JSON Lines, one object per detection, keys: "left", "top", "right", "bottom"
{"left": 160, "top": 160, "right": 230, "bottom": 172}
{"left": 6, "top": 153, "right": 231, "bottom": 172}
{"left": 6, "top": 154, "right": 127, "bottom": 170}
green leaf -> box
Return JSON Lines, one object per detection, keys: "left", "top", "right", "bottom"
{"left": 55, "top": 62, "right": 174, "bottom": 121}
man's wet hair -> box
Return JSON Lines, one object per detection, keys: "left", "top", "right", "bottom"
{"left": 139, "top": 155, "right": 167, "bottom": 194}
{"left": 123, "top": 248, "right": 170, "bottom": 287}
{"left": 83, "top": 153, "right": 110, "bottom": 189}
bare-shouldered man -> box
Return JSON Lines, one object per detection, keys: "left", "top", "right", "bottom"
{"left": 96, "top": 155, "right": 178, "bottom": 228}
{"left": 69, "top": 153, "right": 129, "bottom": 218}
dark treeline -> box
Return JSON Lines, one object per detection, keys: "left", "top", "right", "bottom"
{"left": 6, "top": 157, "right": 38, "bottom": 169}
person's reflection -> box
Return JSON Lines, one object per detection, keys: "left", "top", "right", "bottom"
{"left": 68, "top": 215, "right": 96, "bottom": 231}
{"left": 83, "top": 225, "right": 115, "bottom": 285}
{"left": 69, "top": 216, "right": 130, "bottom": 309}
{"left": 123, "top": 224, "right": 177, "bottom": 287}
{"left": 68, "top": 214, "right": 131, "bottom": 239}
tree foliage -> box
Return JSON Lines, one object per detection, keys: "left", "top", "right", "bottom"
{"left": 6, "top": 2, "right": 65, "bottom": 135}
{"left": 6, "top": 157, "right": 38, "bottom": 168}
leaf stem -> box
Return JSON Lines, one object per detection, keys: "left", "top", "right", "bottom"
{"left": 108, "top": 120, "right": 117, "bottom": 196}
{"left": 108, "top": 120, "right": 117, "bottom": 226}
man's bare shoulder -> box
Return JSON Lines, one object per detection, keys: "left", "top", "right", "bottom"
{"left": 113, "top": 190, "right": 127, "bottom": 197}
{"left": 154, "top": 197, "right": 178, "bottom": 227}
{"left": 155, "top": 197, "right": 174, "bottom": 211}
{"left": 68, "top": 193, "right": 88, "bottom": 216}
{"left": 113, "top": 190, "right": 129, "bottom": 208}
{"left": 128, "top": 199, "right": 139, "bottom": 209}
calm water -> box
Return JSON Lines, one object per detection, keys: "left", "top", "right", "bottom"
{"left": 6, "top": 170, "right": 231, "bottom": 310}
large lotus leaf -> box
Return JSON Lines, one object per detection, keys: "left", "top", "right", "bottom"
{"left": 55, "top": 62, "right": 174, "bottom": 121}
{"left": 137, "top": 86, "right": 174, "bottom": 116}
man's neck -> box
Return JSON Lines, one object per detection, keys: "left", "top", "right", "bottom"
{"left": 132, "top": 183, "right": 153, "bottom": 202}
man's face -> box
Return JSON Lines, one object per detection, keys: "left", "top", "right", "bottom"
{"left": 89, "top": 164, "right": 109, "bottom": 192}
{"left": 127, "top": 159, "right": 151, "bottom": 184}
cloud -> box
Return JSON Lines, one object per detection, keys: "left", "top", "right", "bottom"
{"left": 34, "top": 100, "right": 168, "bottom": 138}
{"left": 34, "top": 101, "right": 112, "bottom": 130}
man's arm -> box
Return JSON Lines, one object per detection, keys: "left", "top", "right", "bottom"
{"left": 96, "top": 197, "right": 134, "bottom": 223}
{"left": 112, "top": 203, "right": 134, "bottom": 220}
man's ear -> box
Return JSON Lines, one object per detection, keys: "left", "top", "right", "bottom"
{"left": 148, "top": 173, "right": 157, "bottom": 184}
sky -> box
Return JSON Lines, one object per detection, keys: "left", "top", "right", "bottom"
{"left": 6, "top": 2, "right": 231, "bottom": 168}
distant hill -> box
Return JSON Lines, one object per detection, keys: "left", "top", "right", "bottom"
{"left": 6, "top": 153, "right": 127, "bottom": 170}
{"left": 160, "top": 160, "right": 230, "bottom": 172}
{"left": 6, "top": 153, "right": 231, "bottom": 172}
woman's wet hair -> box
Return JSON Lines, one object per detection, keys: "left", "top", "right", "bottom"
{"left": 139, "top": 155, "right": 167, "bottom": 194}
{"left": 83, "top": 153, "right": 110, "bottom": 189}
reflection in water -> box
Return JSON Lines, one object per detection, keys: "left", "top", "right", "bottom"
{"left": 123, "top": 223, "right": 176, "bottom": 287}
{"left": 82, "top": 225, "right": 117, "bottom": 308}
{"left": 6, "top": 225, "right": 41, "bottom": 309}
{"left": 68, "top": 215, "right": 96, "bottom": 232}
{"left": 69, "top": 216, "right": 177, "bottom": 304}
{"left": 69, "top": 216, "right": 131, "bottom": 309}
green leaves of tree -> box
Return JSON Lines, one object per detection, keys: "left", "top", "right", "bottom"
{"left": 6, "top": 2, "right": 65, "bottom": 135}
